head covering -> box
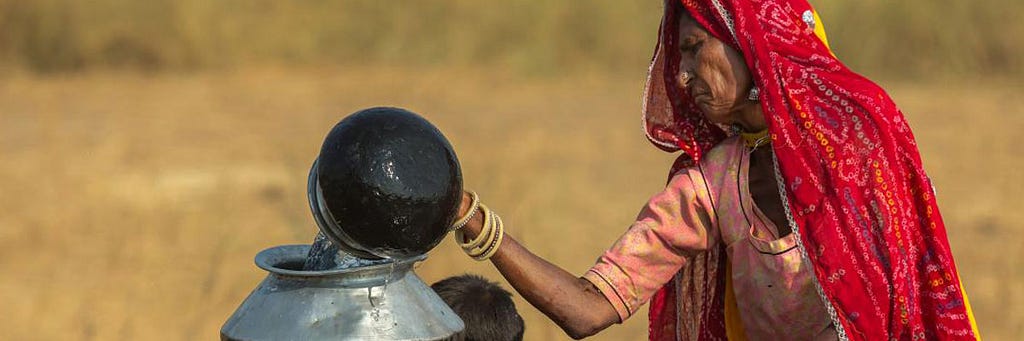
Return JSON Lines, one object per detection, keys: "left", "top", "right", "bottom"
{"left": 643, "top": 1, "right": 979, "bottom": 340}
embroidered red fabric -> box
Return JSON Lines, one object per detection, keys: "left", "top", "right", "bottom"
{"left": 643, "top": 1, "right": 977, "bottom": 340}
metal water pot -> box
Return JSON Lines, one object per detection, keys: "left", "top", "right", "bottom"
{"left": 221, "top": 107, "right": 466, "bottom": 340}
{"left": 220, "top": 245, "right": 463, "bottom": 340}
{"left": 311, "top": 107, "right": 463, "bottom": 260}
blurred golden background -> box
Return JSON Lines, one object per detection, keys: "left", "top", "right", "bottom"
{"left": 0, "top": 1, "right": 1021, "bottom": 340}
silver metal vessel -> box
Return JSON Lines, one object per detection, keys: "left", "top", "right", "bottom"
{"left": 223, "top": 109, "right": 466, "bottom": 340}
{"left": 220, "top": 245, "right": 463, "bottom": 340}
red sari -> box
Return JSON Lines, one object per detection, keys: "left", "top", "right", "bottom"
{"left": 642, "top": 1, "right": 979, "bottom": 340}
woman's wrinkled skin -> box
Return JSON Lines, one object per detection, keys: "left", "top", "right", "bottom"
{"left": 675, "top": 11, "right": 790, "bottom": 235}
{"left": 675, "top": 12, "right": 765, "bottom": 133}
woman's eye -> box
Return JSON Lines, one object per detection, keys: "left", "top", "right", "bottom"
{"left": 681, "top": 40, "right": 703, "bottom": 54}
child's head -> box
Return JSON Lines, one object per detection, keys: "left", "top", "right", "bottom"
{"left": 431, "top": 274, "right": 524, "bottom": 341}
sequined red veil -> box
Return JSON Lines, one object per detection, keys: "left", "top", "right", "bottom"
{"left": 642, "top": 1, "right": 979, "bottom": 340}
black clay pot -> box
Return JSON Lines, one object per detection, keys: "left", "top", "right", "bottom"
{"left": 312, "top": 107, "right": 462, "bottom": 259}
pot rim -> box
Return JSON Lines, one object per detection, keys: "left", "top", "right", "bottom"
{"left": 254, "top": 244, "right": 425, "bottom": 278}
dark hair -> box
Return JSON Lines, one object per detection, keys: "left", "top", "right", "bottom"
{"left": 431, "top": 274, "right": 525, "bottom": 341}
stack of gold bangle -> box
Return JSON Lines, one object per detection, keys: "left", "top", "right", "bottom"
{"left": 450, "top": 193, "right": 504, "bottom": 261}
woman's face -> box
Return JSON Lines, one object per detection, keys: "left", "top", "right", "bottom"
{"left": 675, "top": 12, "right": 753, "bottom": 125}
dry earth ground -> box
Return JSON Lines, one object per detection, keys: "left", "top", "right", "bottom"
{"left": 0, "top": 68, "right": 1020, "bottom": 340}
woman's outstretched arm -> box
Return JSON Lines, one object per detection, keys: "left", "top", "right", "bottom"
{"left": 456, "top": 170, "right": 712, "bottom": 339}
{"left": 456, "top": 193, "right": 619, "bottom": 340}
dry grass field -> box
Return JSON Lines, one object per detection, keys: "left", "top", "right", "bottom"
{"left": 0, "top": 67, "right": 1020, "bottom": 340}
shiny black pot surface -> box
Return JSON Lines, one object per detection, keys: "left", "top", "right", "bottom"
{"left": 315, "top": 107, "right": 462, "bottom": 259}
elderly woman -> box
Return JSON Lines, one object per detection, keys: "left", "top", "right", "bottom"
{"left": 450, "top": 0, "right": 980, "bottom": 340}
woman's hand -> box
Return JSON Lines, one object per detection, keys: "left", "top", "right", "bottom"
{"left": 456, "top": 190, "right": 476, "bottom": 220}
{"left": 454, "top": 190, "right": 485, "bottom": 240}
{"left": 451, "top": 190, "right": 619, "bottom": 339}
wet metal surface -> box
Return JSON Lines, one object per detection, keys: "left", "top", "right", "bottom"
{"left": 303, "top": 232, "right": 390, "bottom": 271}
{"left": 303, "top": 232, "right": 341, "bottom": 270}
{"left": 313, "top": 107, "right": 462, "bottom": 259}
{"left": 221, "top": 245, "right": 463, "bottom": 341}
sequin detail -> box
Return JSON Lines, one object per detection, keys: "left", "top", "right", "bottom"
{"left": 802, "top": 10, "right": 816, "bottom": 29}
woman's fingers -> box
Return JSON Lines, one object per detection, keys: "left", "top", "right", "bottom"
{"left": 458, "top": 191, "right": 475, "bottom": 216}
{"left": 451, "top": 191, "right": 485, "bottom": 238}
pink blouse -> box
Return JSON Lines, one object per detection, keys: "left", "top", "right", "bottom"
{"left": 583, "top": 137, "right": 836, "bottom": 340}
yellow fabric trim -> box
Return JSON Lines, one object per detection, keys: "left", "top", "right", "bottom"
{"left": 724, "top": 262, "right": 748, "bottom": 340}
{"left": 959, "top": 278, "right": 982, "bottom": 340}
{"left": 811, "top": 10, "right": 830, "bottom": 50}
{"left": 739, "top": 129, "right": 770, "bottom": 148}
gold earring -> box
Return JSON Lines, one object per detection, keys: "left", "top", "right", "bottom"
{"left": 679, "top": 71, "right": 691, "bottom": 84}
